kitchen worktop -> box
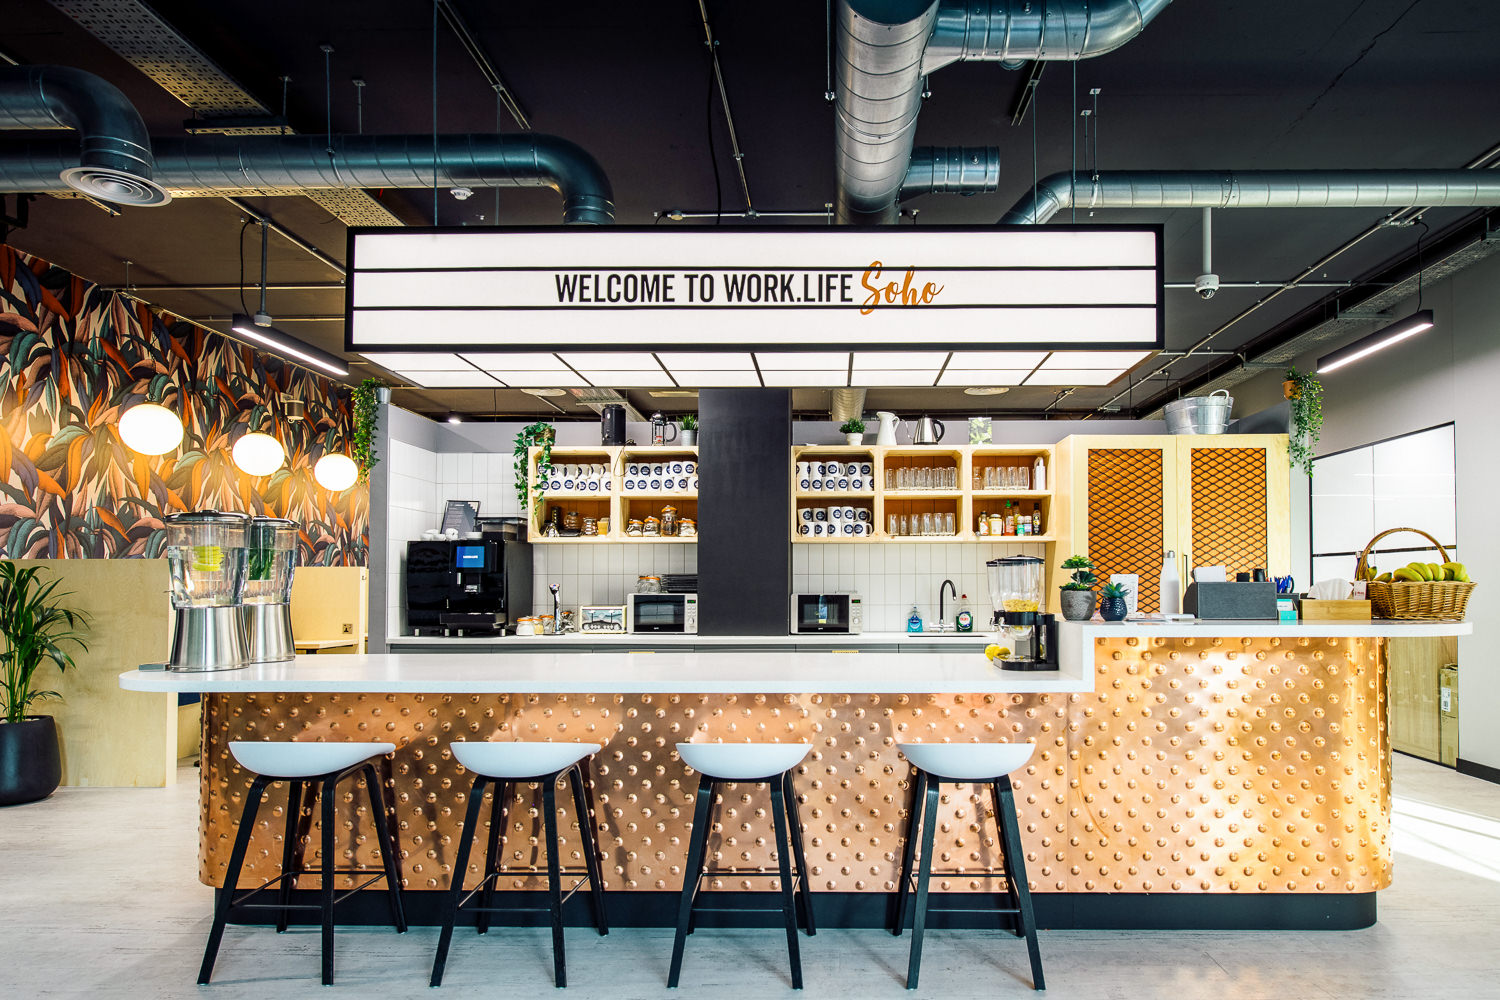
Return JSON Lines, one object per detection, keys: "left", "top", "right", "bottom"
{"left": 385, "top": 630, "right": 987, "bottom": 647}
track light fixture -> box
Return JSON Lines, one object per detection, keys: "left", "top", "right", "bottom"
{"left": 232, "top": 219, "right": 349, "bottom": 377}
{"left": 1316, "top": 309, "right": 1434, "bottom": 374}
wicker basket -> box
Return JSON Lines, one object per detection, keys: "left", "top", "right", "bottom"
{"left": 1357, "top": 527, "right": 1475, "bottom": 621}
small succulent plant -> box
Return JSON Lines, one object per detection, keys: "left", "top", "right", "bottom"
{"left": 1099, "top": 581, "right": 1130, "bottom": 600}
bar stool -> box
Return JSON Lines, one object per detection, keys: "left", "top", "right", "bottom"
{"left": 668, "top": 742, "right": 816, "bottom": 990}
{"left": 198, "top": 740, "right": 407, "bottom": 987}
{"left": 892, "top": 742, "right": 1044, "bottom": 992}
{"left": 431, "top": 741, "right": 609, "bottom": 989}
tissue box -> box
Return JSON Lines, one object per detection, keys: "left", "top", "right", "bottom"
{"left": 1298, "top": 599, "right": 1372, "bottom": 621}
{"left": 1183, "top": 581, "right": 1277, "bottom": 620}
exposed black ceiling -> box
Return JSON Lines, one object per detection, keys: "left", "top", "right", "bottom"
{"left": 3, "top": 0, "right": 1498, "bottom": 420}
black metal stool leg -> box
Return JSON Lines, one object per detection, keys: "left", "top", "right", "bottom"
{"left": 198, "top": 774, "right": 269, "bottom": 984}
{"left": 905, "top": 777, "right": 942, "bottom": 991}
{"left": 431, "top": 775, "right": 488, "bottom": 988}
{"left": 994, "top": 777, "right": 1045, "bottom": 991}
{"left": 363, "top": 763, "right": 407, "bottom": 933}
{"left": 992, "top": 783, "right": 1025, "bottom": 939}
{"left": 769, "top": 773, "right": 805, "bottom": 990}
{"left": 476, "top": 780, "right": 507, "bottom": 936}
{"left": 275, "top": 780, "right": 303, "bottom": 933}
{"left": 568, "top": 763, "right": 610, "bottom": 935}
{"left": 541, "top": 773, "right": 569, "bottom": 987}
{"left": 319, "top": 774, "right": 337, "bottom": 986}
{"left": 892, "top": 768, "right": 926, "bottom": 936}
{"left": 781, "top": 771, "right": 816, "bottom": 936}
{"left": 667, "top": 774, "right": 715, "bottom": 988}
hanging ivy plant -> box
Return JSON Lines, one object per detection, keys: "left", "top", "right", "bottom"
{"left": 1284, "top": 367, "right": 1324, "bottom": 476}
{"left": 513, "top": 421, "right": 556, "bottom": 512}
{"left": 351, "top": 378, "right": 385, "bottom": 483}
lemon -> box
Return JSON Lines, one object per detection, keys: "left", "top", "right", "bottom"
{"left": 984, "top": 644, "right": 1011, "bottom": 662}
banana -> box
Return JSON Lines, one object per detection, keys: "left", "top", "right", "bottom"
{"left": 1404, "top": 562, "right": 1430, "bottom": 581}
{"left": 1427, "top": 563, "right": 1444, "bottom": 582}
{"left": 1376, "top": 573, "right": 1392, "bottom": 583}
{"left": 1442, "top": 561, "right": 1469, "bottom": 582}
{"left": 1392, "top": 567, "right": 1423, "bottom": 583}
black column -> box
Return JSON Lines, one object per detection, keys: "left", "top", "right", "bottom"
{"left": 697, "top": 389, "right": 791, "bottom": 635}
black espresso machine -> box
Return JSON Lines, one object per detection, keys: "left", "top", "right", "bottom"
{"left": 405, "top": 517, "right": 533, "bottom": 636}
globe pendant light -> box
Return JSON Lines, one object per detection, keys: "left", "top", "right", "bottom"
{"left": 232, "top": 432, "right": 285, "bottom": 476}
{"left": 313, "top": 453, "right": 358, "bottom": 492}
{"left": 119, "top": 402, "right": 184, "bottom": 455}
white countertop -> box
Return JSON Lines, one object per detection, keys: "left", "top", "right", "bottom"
{"left": 120, "top": 649, "right": 1090, "bottom": 695}
{"left": 386, "top": 630, "right": 983, "bottom": 647}
{"left": 120, "top": 621, "right": 1470, "bottom": 696}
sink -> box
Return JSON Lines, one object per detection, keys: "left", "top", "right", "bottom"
{"left": 900, "top": 632, "right": 985, "bottom": 641}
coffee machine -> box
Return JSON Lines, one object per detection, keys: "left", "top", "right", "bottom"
{"left": 986, "top": 556, "right": 1058, "bottom": 671}
{"left": 163, "top": 511, "right": 250, "bottom": 671}
{"left": 405, "top": 518, "right": 532, "bottom": 636}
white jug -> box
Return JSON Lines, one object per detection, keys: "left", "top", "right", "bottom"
{"left": 875, "top": 411, "right": 900, "bottom": 445}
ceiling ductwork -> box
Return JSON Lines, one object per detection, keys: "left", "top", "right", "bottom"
{"left": 835, "top": 0, "right": 1171, "bottom": 225}
{"left": 1000, "top": 169, "right": 1500, "bottom": 225}
{"left": 0, "top": 131, "right": 615, "bottom": 224}
{"left": 0, "top": 65, "right": 168, "bottom": 206}
{"left": 829, "top": 387, "right": 867, "bottom": 423}
{"left": 899, "top": 145, "right": 1000, "bottom": 201}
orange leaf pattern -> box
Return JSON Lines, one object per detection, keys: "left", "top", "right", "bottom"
{"left": 0, "top": 245, "right": 366, "bottom": 564}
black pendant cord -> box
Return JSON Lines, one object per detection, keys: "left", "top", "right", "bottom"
{"left": 432, "top": 0, "right": 439, "bottom": 226}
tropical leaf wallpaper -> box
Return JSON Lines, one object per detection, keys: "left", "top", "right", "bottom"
{"left": 0, "top": 245, "right": 367, "bottom": 564}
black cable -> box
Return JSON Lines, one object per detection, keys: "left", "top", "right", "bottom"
{"left": 705, "top": 45, "right": 722, "bottom": 225}
{"left": 238, "top": 218, "right": 252, "bottom": 315}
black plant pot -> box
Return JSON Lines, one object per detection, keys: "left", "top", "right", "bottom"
{"left": 0, "top": 716, "right": 63, "bottom": 806}
{"left": 1059, "top": 589, "right": 1098, "bottom": 622}
{"left": 1099, "top": 596, "right": 1129, "bottom": 622}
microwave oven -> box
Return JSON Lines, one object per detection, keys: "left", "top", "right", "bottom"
{"left": 627, "top": 592, "right": 698, "bottom": 633}
{"left": 790, "top": 593, "right": 863, "bottom": 634}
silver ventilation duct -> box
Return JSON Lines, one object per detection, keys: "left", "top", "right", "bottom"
{"left": 900, "top": 146, "right": 1000, "bottom": 200}
{"left": 999, "top": 169, "right": 1500, "bottom": 225}
{"left": 835, "top": 0, "right": 1170, "bottom": 225}
{"left": 829, "top": 388, "right": 867, "bottom": 424}
{"left": 0, "top": 132, "right": 615, "bottom": 224}
{"left": 0, "top": 65, "right": 168, "bottom": 206}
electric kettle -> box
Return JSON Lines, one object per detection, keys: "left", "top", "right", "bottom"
{"left": 914, "top": 415, "right": 945, "bottom": 444}
{"left": 875, "top": 411, "right": 900, "bottom": 445}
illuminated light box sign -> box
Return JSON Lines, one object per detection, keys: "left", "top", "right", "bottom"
{"left": 346, "top": 226, "right": 1163, "bottom": 354}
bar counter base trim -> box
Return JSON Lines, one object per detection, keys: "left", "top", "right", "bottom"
{"left": 212, "top": 888, "right": 1377, "bottom": 931}
{"left": 1457, "top": 758, "right": 1500, "bottom": 786}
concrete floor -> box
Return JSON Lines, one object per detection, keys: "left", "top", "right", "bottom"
{"left": 2, "top": 754, "right": 1498, "bottom": 999}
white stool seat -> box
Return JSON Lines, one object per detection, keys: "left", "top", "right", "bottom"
{"left": 228, "top": 740, "right": 396, "bottom": 779}
{"left": 676, "top": 742, "right": 811, "bottom": 781}
{"left": 450, "top": 741, "right": 601, "bottom": 779}
{"left": 898, "top": 742, "right": 1034, "bottom": 782}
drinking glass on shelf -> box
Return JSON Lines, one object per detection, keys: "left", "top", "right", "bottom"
{"left": 1018, "top": 466, "right": 1030, "bottom": 490}
{"left": 899, "top": 514, "right": 909, "bottom": 536}
{"left": 920, "top": 512, "right": 935, "bottom": 536}
{"left": 942, "top": 512, "right": 955, "bottom": 535}
{"left": 973, "top": 469, "right": 983, "bottom": 490}
{"left": 888, "top": 514, "right": 899, "bottom": 536}
{"left": 920, "top": 467, "right": 933, "bottom": 490}
{"left": 946, "top": 467, "right": 957, "bottom": 489}
{"left": 983, "top": 466, "right": 996, "bottom": 491}
{"left": 886, "top": 468, "right": 896, "bottom": 490}
{"left": 1005, "top": 466, "right": 1018, "bottom": 490}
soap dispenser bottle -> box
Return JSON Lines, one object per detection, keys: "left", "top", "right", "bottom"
{"left": 907, "top": 605, "right": 924, "bottom": 633}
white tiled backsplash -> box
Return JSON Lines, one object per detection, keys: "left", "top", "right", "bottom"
{"left": 794, "top": 541, "right": 1048, "bottom": 633}
{"left": 531, "top": 544, "right": 698, "bottom": 612}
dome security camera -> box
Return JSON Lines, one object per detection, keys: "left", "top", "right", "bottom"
{"left": 1194, "top": 273, "right": 1220, "bottom": 300}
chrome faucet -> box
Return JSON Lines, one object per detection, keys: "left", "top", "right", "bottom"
{"left": 937, "top": 579, "right": 956, "bottom": 632}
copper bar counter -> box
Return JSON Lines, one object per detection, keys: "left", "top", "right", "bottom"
{"left": 121, "top": 621, "right": 1469, "bottom": 930}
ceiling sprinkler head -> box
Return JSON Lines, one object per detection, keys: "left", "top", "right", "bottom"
{"left": 450, "top": 187, "right": 474, "bottom": 201}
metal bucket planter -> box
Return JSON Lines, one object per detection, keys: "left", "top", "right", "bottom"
{"left": 1164, "top": 389, "right": 1233, "bottom": 435}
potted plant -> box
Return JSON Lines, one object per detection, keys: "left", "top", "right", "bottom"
{"left": 1284, "top": 367, "right": 1323, "bottom": 477}
{"left": 839, "top": 417, "right": 866, "bottom": 446}
{"left": 351, "top": 378, "right": 385, "bottom": 483}
{"left": 679, "top": 413, "right": 698, "bottom": 447}
{"left": 1098, "top": 581, "right": 1131, "bottom": 622}
{"left": 0, "top": 562, "right": 89, "bottom": 806}
{"left": 1058, "top": 554, "right": 1098, "bottom": 621}
{"left": 512, "top": 421, "right": 556, "bottom": 512}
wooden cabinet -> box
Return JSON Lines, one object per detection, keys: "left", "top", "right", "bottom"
{"left": 527, "top": 445, "right": 699, "bottom": 543}
{"left": 1058, "top": 434, "right": 1289, "bottom": 613}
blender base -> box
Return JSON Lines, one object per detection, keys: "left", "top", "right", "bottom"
{"left": 999, "top": 660, "right": 1056, "bottom": 672}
